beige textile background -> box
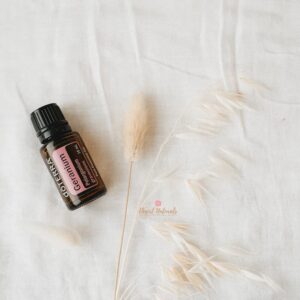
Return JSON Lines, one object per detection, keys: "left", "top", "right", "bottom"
{"left": 0, "top": 0, "right": 299, "bottom": 299}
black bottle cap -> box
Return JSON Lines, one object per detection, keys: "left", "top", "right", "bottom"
{"left": 30, "top": 103, "right": 72, "bottom": 144}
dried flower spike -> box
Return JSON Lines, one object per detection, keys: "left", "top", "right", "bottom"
{"left": 124, "top": 93, "right": 149, "bottom": 162}
{"left": 115, "top": 93, "right": 149, "bottom": 300}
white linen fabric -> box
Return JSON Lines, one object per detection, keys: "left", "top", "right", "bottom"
{"left": 0, "top": 0, "right": 299, "bottom": 299}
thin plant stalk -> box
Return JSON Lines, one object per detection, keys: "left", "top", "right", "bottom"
{"left": 118, "top": 100, "right": 193, "bottom": 291}
{"left": 115, "top": 93, "right": 148, "bottom": 299}
{"left": 114, "top": 160, "right": 134, "bottom": 300}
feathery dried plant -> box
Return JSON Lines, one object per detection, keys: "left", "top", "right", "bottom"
{"left": 123, "top": 94, "right": 149, "bottom": 162}
{"left": 114, "top": 93, "right": 149, "bottom": 300}
{"left": 175, "top": 89, "right": 251, "bottom": 140}
{"left": 120, "top": 83, "right": 284, "bottom": 298}
{"left": 152, "top": 222, "right": 283, "bottom": 297}
{"left": 185, "top": 147, "right": 243, "bottom": 204}
{"left": 118, "top": 88, "right": 253, "bottom": 296}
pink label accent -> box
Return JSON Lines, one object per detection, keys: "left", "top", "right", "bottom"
{"left": 52, "top": 146, "right": 87, "bottom": 195}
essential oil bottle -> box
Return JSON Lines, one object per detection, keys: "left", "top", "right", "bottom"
{"left": 30, "top": 103, "right": 107, "bottom": 210}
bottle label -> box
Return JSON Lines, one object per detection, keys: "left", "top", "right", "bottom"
{"left": 46, "top": 156, "right": 70, "bottom": 199}
{"left": 52, "top": 142, "right": 98, "bottom": 195}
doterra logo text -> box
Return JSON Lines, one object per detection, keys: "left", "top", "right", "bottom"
{"left": 47, "top": 157, "right": 69, "bottom": 198}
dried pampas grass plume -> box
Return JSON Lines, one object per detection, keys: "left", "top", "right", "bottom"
{"left": 124, "top": 93, "right": 149, "bottom": 162}
{"left": 185, "top": 147, "right": 245, "bottom": 205}
{"left": 115, "top": 93, "right": 149, "bottom": 300}
{"left": 20, "top": 221, "right": 81, "bottom": 248}
{"left": 175, "top": 88, "right": 252, "bottom": 140}
{"left": 152, "top": 222, "right": 283, "bottom": 297}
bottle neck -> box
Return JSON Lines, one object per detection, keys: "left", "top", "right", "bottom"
{"left": 40, "top": 124, "right": 72, "bottom": 144}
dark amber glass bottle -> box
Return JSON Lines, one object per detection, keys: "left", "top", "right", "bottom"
{"left": 30, "top": 103, "right": 107, "bottom": 210}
